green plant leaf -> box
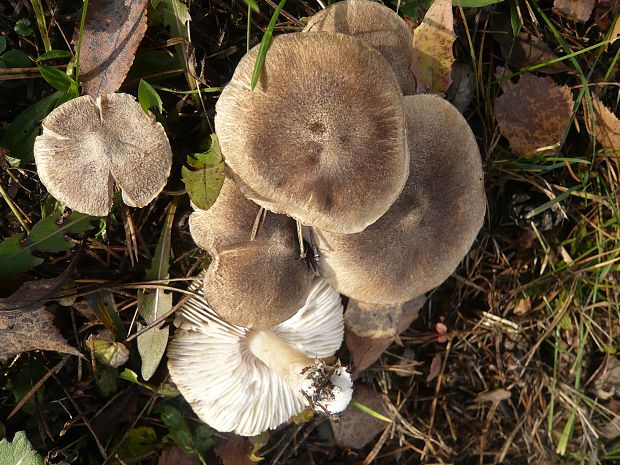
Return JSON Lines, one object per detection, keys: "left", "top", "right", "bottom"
{"left": 38, "top": 65, "right": 76, "bottom": 94}
{"left": 151, "top": 0, "right": 191, "bottom": 39}
{"left": 138, "top": 79, "right": 163, "bottom": 114}
{"left": 1, "top": 49, "right": 31, "bottom": 68}
{"left": 36, "top": 50, "right": 72, "bottom": 62}
{"left": 116, "top": 427, "right": 158, "bottom": 460}
{"left": 182, "top": 134, "right": 225, "bottom": 211}
{"left": 0, "top": 431, "right": 44, "bottom": 465}
{"left": 137, "top": 202, "right": 176, "bottom": 380}
{"left": 0, "top": 211, "right": 96, "bottom": 277}
{"left": 158, "top": 404, "right": 194, "bottom": 454}
{"left": 0, "top": 37, "right": 6, "bottom": 55}
{"left": 453, "top": 0, "right": 505, "bottom": 6}
{"left": 14, "top": 18, "right": 34, "bottom": 37}
{"left": 0, "top": 91, "right": 68, "bottom": 163}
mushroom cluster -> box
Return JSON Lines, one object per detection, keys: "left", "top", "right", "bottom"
{"left": 169, "top": 0, "right": 485, "bottom": 437}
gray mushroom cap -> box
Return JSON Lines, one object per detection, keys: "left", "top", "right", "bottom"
{"left": 34, "top": 93, "right": 172, "bottom": 216}
{"left": 314, "top": 94, "right": 486, "bottom": 304}
{"left": 215, "top": 32, "right": 408, "bottom": 234}
{"left": 304, "top": 0, "right": 416, "bottom": 94}
{"left": 189, "top": 179, "right": 315, "bottom": 328}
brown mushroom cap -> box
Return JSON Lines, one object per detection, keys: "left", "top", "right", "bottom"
{"left": 34, "top": 93, "right": 172, "bottom": 216}
{"left": 215, "top": 32, "right": 408, "bottom": 234}
{"left": 304, "top": 0, "right": 416, "bottom": 95}
{"left": 314, "top": 94, "right": 485, "bottom": 304}
{"left": 189, "top": 180, "right": 315, "bottom": 328}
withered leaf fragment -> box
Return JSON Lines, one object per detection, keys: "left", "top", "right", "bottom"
{"left": 553, "top": 0, "right": 595, "bottom": 22}
{"left": 77, "top": 0, "right": 149, "bottom": 97}
{"left": 331, "top": 384, "right": 390, "bottom": 449}
{"left": 585, "top": 96, "right": 620, "bottom": 155}
{"left": 410, "top": 0, "right": 455, "bottom": 94}
{"left": 495, "top": 74, "right": 573, "bottom": 156}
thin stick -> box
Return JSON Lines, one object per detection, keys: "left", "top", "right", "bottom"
{"left": 296, "top": 219, "right": 305, "bottom": 258}
{"left": 0, "top": 179, "right": 31, "bottom": 233}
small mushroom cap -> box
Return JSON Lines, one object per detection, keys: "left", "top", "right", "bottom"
{"left": 189, "top": 178, "right": 264, "bottom": 254}
{"left": 168, "top": 277, "right": 344, "bottom": 436}
{"left": 190, "top": 179, "right": 315, "bottom": 328}
{"left": 34, "top": 93, "right": 172, "bottom": 216}
{"left": 215, "top": 32, "right": 408, "bottom": 234}
{"left": 203, "top": 233, "right": 315, "bottom": 328}
{"left": 314, "top": 94, "right": 485, "bottom": 304}
{"left": 304, "top": 0, "right": 416, "bottom": 94}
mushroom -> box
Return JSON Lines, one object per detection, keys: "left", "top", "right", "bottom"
{"left": 313, "top": 94, "right": 485, "bottom": 304}
{"left": 190, "top": 179, "right": 315, "bottom": 328}
{"left": 167, "top": 275, "right": 353, "bottom": 436}
{"left": 215, "top": 31, "right": 409, "bottom": 234}
{"left": 304, "top": 0, "right": 416, "bottom": 94}
{"left": 34, "top": 93, "right": 172, "bottom": 216}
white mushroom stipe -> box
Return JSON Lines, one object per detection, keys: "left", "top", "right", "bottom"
{"left": 167, "top": 275, "right": 352, "bottom": 436}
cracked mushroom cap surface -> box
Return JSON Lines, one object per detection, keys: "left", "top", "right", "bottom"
{"left": 34, "top": 93, "right": 172, "bottom": 216}
{"left": 215, "top": 32, "right": 408, "bottom": 234}
{"left": 314, "top": 94, "right": 486, "bottom": 304}
{"left": 190, "top": 179, "right": 315, "bottom": 328}
{"left": 304, "top": 0, "right": 416, "bottom": 94}
{"left": 167, "top": 276, "right": 345, "bottom": 437}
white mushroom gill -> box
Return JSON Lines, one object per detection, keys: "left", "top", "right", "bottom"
{"left": 167, "top": 275, "right": 353, "bottom": 436}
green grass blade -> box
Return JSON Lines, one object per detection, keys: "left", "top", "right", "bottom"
{"left": 251, "top": 0, "right": 287, "bottom": 90}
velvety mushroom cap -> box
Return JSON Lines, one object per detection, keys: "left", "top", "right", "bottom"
{"left": 215, "top": 32, "right": 408, "bottom": 234}
{"left": 34, "top": 93, "right": 172, "bottom": 216}
{"left": 168, "top": 277, "right": 346, "bottom": 436}
{"left": 304, "top": 0, "right": 416, "bottom": 94}
{"left": 314, "top": 94, "right": 485, "bottom": 304}
{"left": 189, "top": 178, "right": 264, "bottom": 254}
{"left": 190, "top": 179, "right": 315, "bottom": 328}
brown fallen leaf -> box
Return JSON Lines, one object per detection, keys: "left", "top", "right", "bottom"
{"left": 495, "top": 73, "right": 574, "bottom": 156}
{"left": 158, "top": 446, "right": 201, "bottom": 465}
{"left": 76, "top": 0, "right": 148, "bottom": 97}
{"left": 593, "top": 356, "right": 620, "bottom": 400}
{"left": 584, "top": 96, "right": 620, "bottom": 156}
{"left": 345, "top": 295, "right": 425, "bottom": 378}
{"left": 410, "top": 0, "right": 455, "bottom": 94}
{"left": 491, "top": 12, "right": 570, "bottom": 74}
{"left": 0, "top": 270, "right": 71, "bottom": 313}
{"left": 474, "top": 388, "right": 512, "bottom": 403}
{"left": 331, "top": 384, "right": 390, "bottom": 450}
{"left": 553, "top": 0, "right": 595, "bottom": 22}
{"left": 214, "top": 434, "right": 253, "bottom": 465}
{"left": 426, "top": 352, "right": 442, "bottom": 383}
{"left": 0, "top": 307, "right": 81, "bottom": 361}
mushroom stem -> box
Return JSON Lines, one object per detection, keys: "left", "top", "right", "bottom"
{"left": 247, "top": 329, "right": 352, "bottom": 414}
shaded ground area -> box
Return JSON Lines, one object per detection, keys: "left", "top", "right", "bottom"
{"left": 1, "top": 1, "right": 619, "bottom": 464}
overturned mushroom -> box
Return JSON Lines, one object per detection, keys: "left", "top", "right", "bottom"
{"left": 190, "top": 179, "right": 315, "bottom": 328}
{"left": 304, "top": 0, "right": 416, "bottom": 94}
{"left": 34, "top": 93, "right": 172, "bottom": 216}
{"left": 215, "top": 32, "right": 408, "bottom": 234}
{"left": 314, "top": 94, "right": 485, "bottom": 304}
{"left": 168, "top": 275, "right": 353, "bottom": 436}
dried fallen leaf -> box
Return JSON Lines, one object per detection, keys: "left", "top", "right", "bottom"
{"left": 584, "top": 96, "right": 620, "bottom": 156}
{"left": 495, "top": 73, "right": 573, "bottom": 156}
{"left": 346, "top": 295, "right": 425, "bottom": 378}
{"left": 474, "top": 388, "right": 512, "bottom": 403}
{"left": 214, "top": 435, "right": 253, "bottom": 465}
{"left": 0, "top": 307, "right": 80, "bottom": 361}
{"left": 597, "top": 399, "right": 620, "bottom": 440}
{"left": 158, "top": 447, "right": 201, "bottom": 465}
{"left": 426, "top": 352, "right": 442, "bottom": 383}
{"left": 593, "top": 356, "right": 620, "bottom": 400}
{"left": 513, "top": 296, "right": 532, "bottom": 316}
{"left": 76, "top": 0, "right": 148, "bottom": 97}
{"left": 0, "top": 266, "right": 73, "bottom": 313}
{"left": 410, "top": 0, "right": 455, "bottom": 94}
{"left": 491, "top": 12, "right": 570, "bottom": 74}
{"left": 553, "top": 0, "right": 595, "bottom": 22}
{"left": 331, "top": 384, "right": 389, "bottom": 450}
